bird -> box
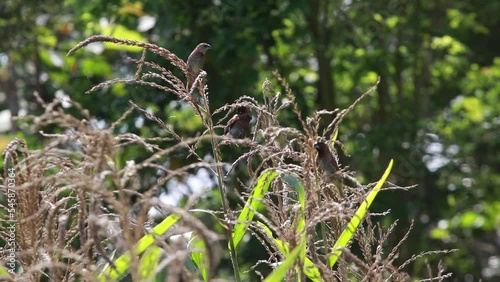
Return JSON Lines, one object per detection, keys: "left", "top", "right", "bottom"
{"left": 186, "top": 43, "right": 212, "bottom": 90}
{"left": 314, "top": 141, "right": 344, "bottom": 198}
{"left": 314, "top": 141, "right": 340, "bottom": 176}
{"left": 224, "top": 106, "right": 252, "bottom": 139}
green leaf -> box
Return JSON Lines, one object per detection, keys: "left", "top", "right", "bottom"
{"left": 458, "top": 211, "right": 485, "bottom": 229}
{"left": 0, "top": 265, "right": 11, "bottom": 278}
{"left": 98, "top": 214, "right": 181, "bottom": 281}
{"left": 283, "top": 175, "right": 307, "bottom": 263}
{"left": 386, "top": 16, "right": 400, "bottom": 29}
{"left": 80, "top": 57, "right": 112, "bottom": 77}
{"left": 258, "top": 222, "right": 323, "bottom": 282}
{"left": 462, "top": 97, "right": 484, "bottom": 123}
{"left": 331, "top": 129, "right": 339, "bottom": 142}
{"left": 102, "top": 25, "right": 144, "bottom": 52}
{"left": 283, "top": 175, "right": 305, "bottom": 208}
{"left": 36, "top": 26, "right": 58, "bottom": 47}
{"left": 138, "top": 246, "right": 163, "bottom": 281}
{"left": 263, "top": 241, "right": 306, "bottom": 282}
{"left": 232, "top": 170, "right": 278, "bottom": 249}
{"left": 190, "top": 235, "right": 209, "bottom": 281}
{"left": 328, "top": 159, "right": 394, "bottom": 267}
{"left": 429, "top": 227, "right": 451, "bottom": 240}
{"left": 167, "top": 107, "right": 204, "bottom": 132}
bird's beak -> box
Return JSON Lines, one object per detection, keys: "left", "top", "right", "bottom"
{"left": 314, "top": 142, "right": 320, "bottom": 150}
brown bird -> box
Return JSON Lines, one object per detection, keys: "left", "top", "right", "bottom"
{"left": 224, "top": 106, "right": 252, "bottom": 139}
{"left": 314, "top": 141, "right": 344, "bottom": 198}
{"left": 186, "top": 43, "right": 212, "bottom": 90}
{"left": 314, "top": 141, "right": 340, "bottom": 176}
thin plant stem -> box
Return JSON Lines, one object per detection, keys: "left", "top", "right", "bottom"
{"left": 201, "top": 88, "right": 242, "bottom": 282}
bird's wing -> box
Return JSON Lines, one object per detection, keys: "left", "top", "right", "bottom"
{"left": 224, "top": 115, "right": 238, "bottom": 135}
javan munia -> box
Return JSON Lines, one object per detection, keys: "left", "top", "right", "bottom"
{"left": 314, "top": 141, "right": 340, "bottom": 176}
{"left": 314, "top": 141, "right": 344, "bottom": 198}
{"left": 186, "top": 43, "right": 211, "bottom": 89}
{"left": 224, "top": 106, "right": 252, "bottom": 139}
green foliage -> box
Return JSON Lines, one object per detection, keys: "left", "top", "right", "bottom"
{"left": 328, "top": 159, "right": 393, "bottom": 268}
{"left": 262, "top": 241, "right": 306, "bottom": 282}
{"left": 98, "top": 214, "right": 181, "bottom": 281}
{"left": 138, "top": 246, "right": 163, "bottom": 281}
{"left": 190, "top": 235, "right": 209, "bottom": 281}
{"left": 257, "top": 222, "right": 322, "bottom": 281}
{"left": 232, "top": 170, "right": 278, "bottom": 249}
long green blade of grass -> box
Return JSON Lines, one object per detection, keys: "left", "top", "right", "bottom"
{"left": 138, "top": 246, "right": 162, "bottom": 281}
{"left": 98, "top": 214, "right": 181, "bottom": 281}
{"left": 190, "top": 235, "right": 209, "bottom": 281}
{"left": 258, "top": 221, "right": 324, "bottom": 282}
{"left": 283, "top": 175, "right": 307, "bottom": 273}
{"left": 327, "top": 159, "right": 394, "bottom": 267}
{"left": 263, "top": 241, "right": 306, "bottom": 282}
{"left": 232, "top": 170, "right": 278, "bottom": 249}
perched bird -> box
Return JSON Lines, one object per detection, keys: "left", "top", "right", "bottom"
{"left": 224, "top": 106, "right": 252, "bottom": 139}
{"left": 186, "top": 43, "right": 212, "bottom": 90}
{"left": 314, "top": 141, "right": 344, "bottom": 198}
{"left": 314, "top": 141, "right": 340, "bottom": 176}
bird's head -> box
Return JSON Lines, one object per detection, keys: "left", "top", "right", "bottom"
{"left": 196, "top": 43, "right": 212, "bottom": 54}
{"left": 236, "top": 106, "right": 252, "bottom": 121}
{"left": 314, "top": 141, "right": 328, "bottom": 154}
{"left": 236, "top": 106, "right": 250, "bottom": 115}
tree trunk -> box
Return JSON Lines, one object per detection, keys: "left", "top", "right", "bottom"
{"left": 306, "top": 0, "right": 336, "bottom": 110}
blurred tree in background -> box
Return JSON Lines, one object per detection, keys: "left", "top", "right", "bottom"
{"left": 1, "top": 0, "right": 499, "bottom": 280}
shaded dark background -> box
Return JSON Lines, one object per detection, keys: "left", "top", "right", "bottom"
{"left": 1, "top": 0, "right": 499, "bottom": 280}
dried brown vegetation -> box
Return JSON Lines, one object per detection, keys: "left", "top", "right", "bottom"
{"left": 0, "top": 35, "right": 454, "bottom": 281}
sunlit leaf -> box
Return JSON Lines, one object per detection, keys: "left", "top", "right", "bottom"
{"left": 190, "top": 235, "right": 209, "bottom": 281}
{"left": 258, "top": 222, "right": 323, "bottom": 282}
{"left": 232, "top": 170, "right": 278, "bottom": 248}
{"left": 429, "top": 227, "right": 451, "bottom": 240}
{"left": 263, "top": 241, "right": 305, "bottom": 282}
{"left": 0, "top": 265, "right": 11, "bottom": 278}
{"left": 138, "top": 246, "right": 163, "bottom": 281}
{"left": 458, "top": 211, "right": 485, "bottom": 229}
{"left": 283, "top": 175, "right": 307, "bottom": 264}
{"left": 102, "top": 25, "right": 144, "bottom": 52}
{"left": 80, "top": 57, "right": 112, "bottom": 77}
{"left": 98, "top": 214, "right": 181, "bottom": 281}
{"left": 328, "top": 159, "right": 394, "bottom": 267}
